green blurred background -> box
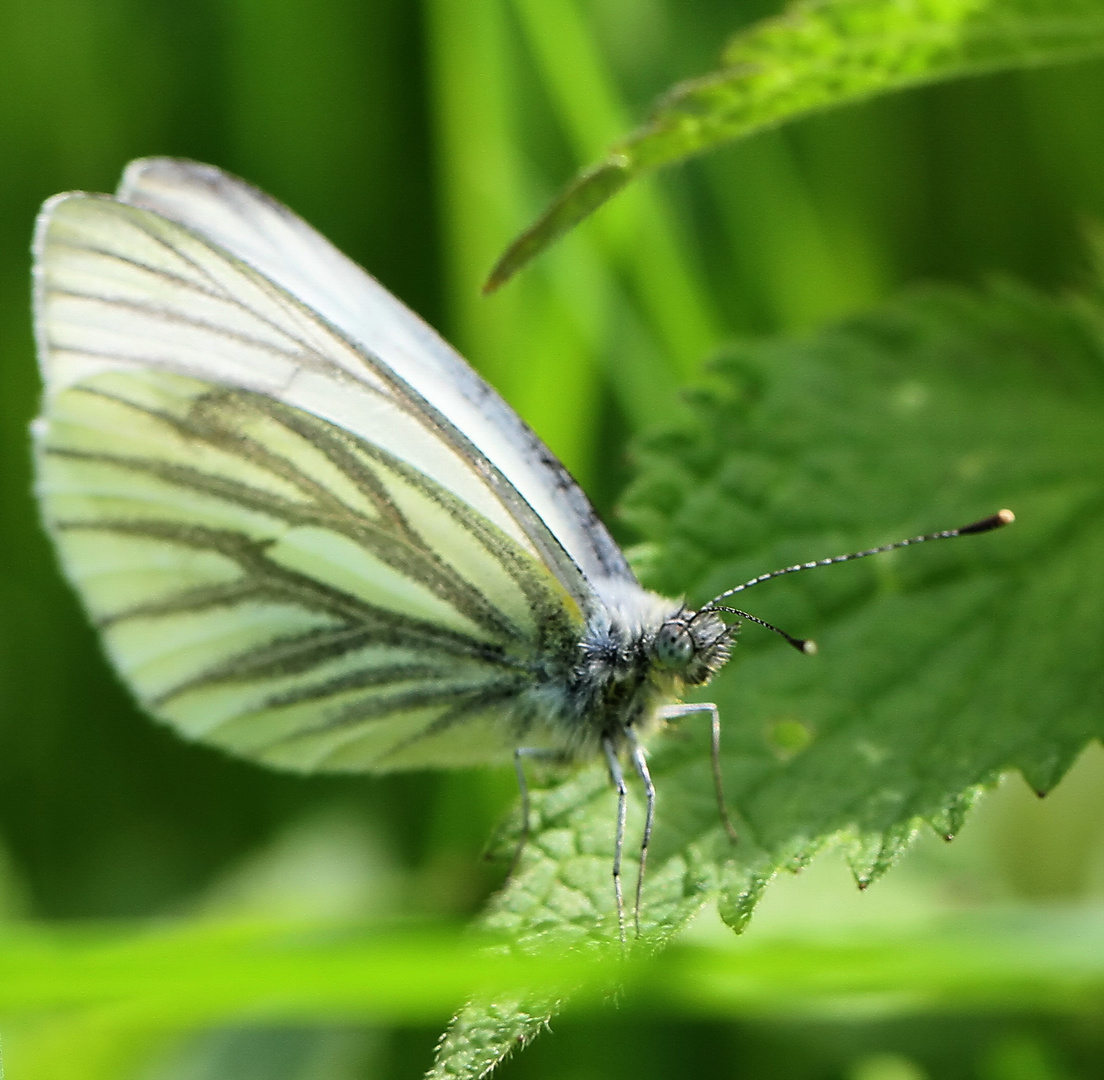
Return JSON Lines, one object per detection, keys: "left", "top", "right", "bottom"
{"left": 3, "top": 0, "right": 1104, "bottom": 1077}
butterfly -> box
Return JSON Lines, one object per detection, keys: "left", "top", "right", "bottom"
{"left": 32, "top": 159, "right": 1012, "bottom": 939}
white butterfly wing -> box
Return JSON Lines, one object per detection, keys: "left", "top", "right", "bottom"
{"left": 33, "top": 190, "right": 592, "bottom": 771}
{"left": 114, "top": 157, "right": 636, "bottom": 590}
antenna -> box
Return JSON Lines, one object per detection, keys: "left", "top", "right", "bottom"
{"left": 699, "top": 509, "right": 1014, "bottom": 651}
{"left": 700, "top": 604, "right": 817, "bottom": 654}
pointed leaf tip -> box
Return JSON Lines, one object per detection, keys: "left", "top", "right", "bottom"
{"left": 486, "top": 1, "right": 1104, "bottom": 284}
{"left": 483, "top": 159, "right": 632, "bottom": 292}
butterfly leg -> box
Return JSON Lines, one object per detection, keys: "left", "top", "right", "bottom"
{"left": 509, "top": 746, "right": 560, "bottom": 877}
{"left": 658, "top": 702, "right": 738, "bottom": 843}
{"left": 626, "top": 729, "right": 654, "bottom": 939}
{"left": 602, "top": 736, "right": 628, "bottom": 946}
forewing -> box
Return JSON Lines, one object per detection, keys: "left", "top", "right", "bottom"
{"left": 113, "top": 157, "right": 636, "bottom": 589}
{"left": 33, "top": 195, "right": 586, "bottom": 771}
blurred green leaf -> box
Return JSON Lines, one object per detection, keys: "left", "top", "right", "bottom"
{"left": 6, "top": 906, "right": 1104, "bottom": 1077}
{"left": 0, "top": 920, "right": 589, "bottom": 1019}
{"left": 433, "top": 279, "right": 1104, "bottom": 1074}
{"left": 508, "top": 0, "right": 723, "bottom": 379}
{"left": 487, "top": 0, "right": 1104, "bottom": 289}
{"left": 429, "top": 907, "right": 1104, "bottom": 1076}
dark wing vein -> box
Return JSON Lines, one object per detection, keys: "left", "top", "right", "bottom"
{"left": 51, "top": 239, "right": 234, "bottom": 303}
{"left": 47, "top": 199, "right": 596, "bottom": 613}
{"left": 46, "top": 289, "right": 313, "bottom": 366}
{"left": 269, "top": 678, "right": 527, "bottom": 746}
{"left": 51, "top": 385, "right": 525, "bottom": 639}
{"left": 43, "top": 372, "right": 584, "bottom": 739}
{"left": 372, "top": 683, "right": 528, "bottom": 765}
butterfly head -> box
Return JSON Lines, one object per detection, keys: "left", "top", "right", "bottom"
{"left": 650, "top": 608, "right": 733, "bottom": 687}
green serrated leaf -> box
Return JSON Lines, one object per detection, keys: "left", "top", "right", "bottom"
{"left": 430, "top": 280, "right": 1104, "bottom": 1077}
{"left": 486, "top": 0, "right": 1104, "bottom": 288}
{"left": 426, "top": 997, "right": 556, "bottom": 1080}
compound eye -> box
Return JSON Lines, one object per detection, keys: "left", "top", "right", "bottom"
{"left": 653, "top": 622, "right": 695, "bottom": 670}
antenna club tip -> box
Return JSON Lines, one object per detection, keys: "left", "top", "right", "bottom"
{"left": 958, "top": 509, "right": 1016, "bottom": 536}
{"left": 801, "top": 639, "right": 818, "bottom": 656}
